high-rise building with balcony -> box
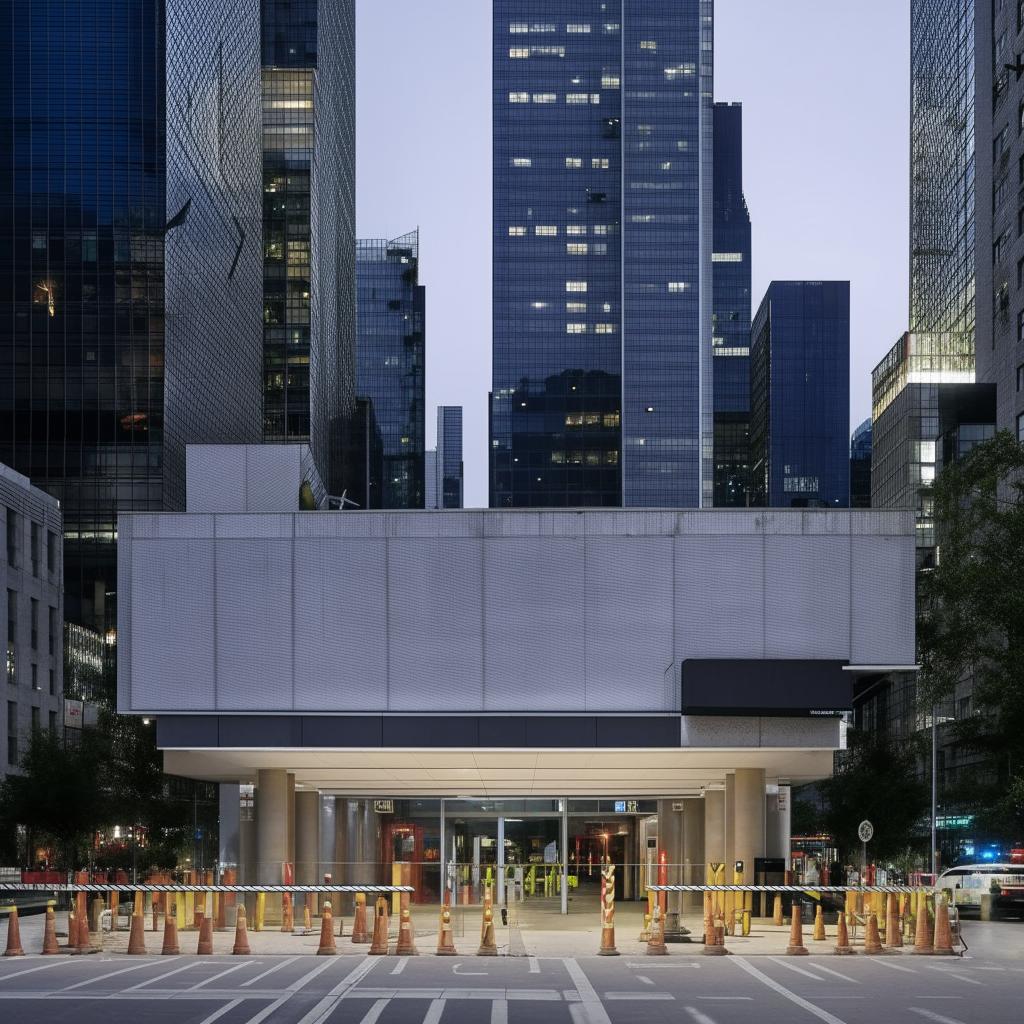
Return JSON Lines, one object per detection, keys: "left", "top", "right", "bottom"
{"left": 261, "top": 0, "right": 356, "bottom": 492}
{"left": 749, "top": 282, "right": 851, "bottom": 509}
{"left": 711, "top": 102, "right": 752, "bottom": 508}
{"left": 490, "top": 2, "right": 714, "bottom": 509}
{"left": 356, "top": 231, "right": 425, "bottom": 509}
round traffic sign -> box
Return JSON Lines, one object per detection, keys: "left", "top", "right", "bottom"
{"left": 857, "top": 820, "right": 874, "bottom": 843}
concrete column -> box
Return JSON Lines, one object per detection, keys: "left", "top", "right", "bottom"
{"left": 334, "top": 799, "right": 350, "bottom": 886}
{"left": 733, "top": 768, "right": 766, "bottom": 883}
{"left": 218, "top": 784, "right": 240, "bottom": 877}
{"left": 319, "top": 796, "right": 336, "bottom": 872}
{"left": 286, "top": 773, "right": 296, "bottom": 867}
{"left": 766, "top": 784, "right": 792, "bottom": 868}
{"left": 256, "top": 769, "right": 289, "bottom": 922}
{"left": 703, "top": 790, "right": 725, "bottom": 872}
{"left": 682, "top": 798, "right": 704, "bottom": 909}
{"left": 657, "top": 800, "right": 684, "bottom": 914}
{"left": 295, "top": 791, "right": 320, "bottom": 883}
{"left": 724, "top": 774, "right": 736, "bottom": 875}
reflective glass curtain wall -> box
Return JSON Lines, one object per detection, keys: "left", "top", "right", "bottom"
{"left": 749, "top": 282, "right": 851, "bottom": 509}
{"left": 437, "top": 405, "right": 464, "bottom": 509}
{"left": 0, "top": 0, "right": 166, "bottom": 635}
{"left": 711, "top": 101, "right": 751, "bottom": 507}
{"left": 356, "top": 231, "right": 425, "bottom": 510}
{"left": 490, "top": 1, "right": 712, "bottom": 509}
{"left": 261, "top": 0, "right": 355, "bottom": 492}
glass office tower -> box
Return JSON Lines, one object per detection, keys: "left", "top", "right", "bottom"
{"left": 849, "top": 419, "right": 872, "bottom": 509}
{"left": 261, "top": 0, "right": 356, "bottom": 491}
{"left": 356, "top": 231, "right": 426, "bottom": 509}
{"left": 711, "top": 102, "right": 752, "bottom": 507}
{"left": 490, "top": 1, "right": 714, "bottom": 508}
{"left": 437, "top": 406, "right": 464, "bottom": 509}
{"left": 0, "top": 2, "right": 166, "bottom": 635}
{"left": 749, "top": 282, "right": 851, "bottom": 509}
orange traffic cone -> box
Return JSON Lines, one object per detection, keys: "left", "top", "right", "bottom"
{"left": 912, "top": 894, "right": 933, "bottom": 955}
{"left": 863, "top": 912, "right": 883, "bottom": 954}
{"left": 813, "top": 905, "right": 826, "bottom": 941}
{"left": 162, "top": 903, "right": 180, "bottom": 955}
{"left": 281, "top": 895, "right": 293, "bottom": 934}
{"left": 702, "top": 893, "right": 727, "bottom": 956}
{"left": 369, "top": 897, "right": 390, "bottom": 955}
{"left": 436, "top": 899, "right": 457, "bottom": 956}
{"left": 127, "top": 912, "right": 148, "bottom": 955}
{"left": 932, "top": 897, "right": 955, "bottom": 956}
{"left": 786, "top": 906, "right": 809, "bottom": 955}
{"left": 395, "top": 906, "right": 418, "bottom": 955}
{"left": 772, "top": 894, "right": 784, "bottom": 927}
{"left": 834, "top": 912, "right": 854, "bottom": 955}
{"left": 197, "top": 915, "right": 214, "bottom": 955}
{"left": 3, "top": 906, "right": 25, "bottom": 957}
{"left": 42, "top": 907, "right": 60, "bottom": 955}
{"left": 477, "top": 904, "right": 498, "bottom": 956}
{"left": 317, "top": 902, "right": 337, "bottom": 956}
{"left": 232, "top": 904, "right": 251, "bottom": 955}
{"left": 351, "top": 892, "right": 370, "bottom": 943}
{"left": 647, "top": 906, "right": 668, "bottom": 956}
{"left": 303, "top": 903, "right": 312, "bottom": 933}
{"left": 886, "top": 894, "right": 903, "bottom": 949}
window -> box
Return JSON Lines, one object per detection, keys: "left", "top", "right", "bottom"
{"left": 591, "top": 158, "right": 609, "bottom": 169}
{"left": 5, "top": 510, "right": 16, "bottom": 568}
{"left": 508, "top": 226, "right": 526, "bottom": 237}
{"left": 535, "top": 225, "right": 558, "bottom": 236}
{"left": 532, "top": 93, "right": 556, "bottom": 104}
{"left": 508, "top": 92, "right": 529, "bottom": 103}
{"left": 567, "top": 243, "right": 588, "bottom": 255}
{"left": 30, "top": 599, "right": 38, "bottom": 651}
{"left": 1018, "top": 308, "right": 1024, "bottom": 341}
{"left": 995, "top": 125, "right": 1010, "bottom": 161}
{"left": 30, "top": 522, "right": 39, "bottom": 577}
{"left": 1018, "top": 412, "right": 1024, "bottom": 443}
{"left": 640, "top": 40, "right": 657, "bottom": 51}
{"left": 566, "top": 302, "right": 587, "bottom": 313}
{"left": 601, "top": 75, "right": 620, "bottom": 88}
{"left": 566, "top": 23, "right": 590, "bottom": 33}
{"left": 31, "top": 664, "right": 37, "bottom": 692}
{"left": 566, "top": 93, "right": 589, "bottom": 104}
{"left": 995, "top": 229, "right": 1009, "bottom": 265}
{"left": 49, "top": 710, "right": 57, "bottom": 734}
{"left": 509, "top": 23, "right": 528, "bottom": 33}
{"left": 595, "top": 323, "right": 616, "bottom": 334}
{"left": 49, "top": 668, "right": 54, "bottom": 696}
{"left": 509, "top": 48, "right": 529, "bottom": 58}
{"left": 668, "top": 282, "right": 689, "bottom": 293}
{"left": 566, "top": 281, "right": 587, "bottom": 292}
{"left": 7, "top": 590, "right": 15, "bottom": 647}
{"left": 47, "top": 531, "right": 56, "bottom": 574}
{"left": 30, "top": 706, "right": 39, "bottom": 732}
{"left": 48, "top": 607, "right": 55, "bottom": 656}
{"left": 1019, "top": 256, "right": 1024, "bottom": 289}
{"left": 996, "top": 175, "right": 1010, "bottom": 211}
{"left": 7, "top": 701, "right": 16, "bottom": 765}
{"left": 566, "top": 225, "right": 586, "bottom": 235}
{"left": 566, "top": 323, "right": 587, "bottom": 334}
{"left": 565, "top": 157, "right": 582, "bottom": 168}
{"left": 511, "top": 157, "right": 532, "bottom": 167}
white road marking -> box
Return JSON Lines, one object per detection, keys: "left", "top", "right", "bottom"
{"left": 698, "top": 996, "right": 752, "bottom": 1001}
{"left": 239, "top": 955, "right": 300, "bottom": 987}
{"left": 636, "top": 975, "right": 654, "bottom": 985}
{"left": 422, "top": 999, "right": 446, "bottom": 1024}
{"left": 685, "top": 1007, "right": 719, "bottom": 1024}
{"left": 356, "top": 999, "right": 389, "bottom": 1023}
{"left": 562, "top": 958, "right": 612, "bottom": 1024}
{"left": 196, "top": 998, "right": 242, "bottom": 1024}
{"left": 812, "top": 964, "right": 860, "bottom": 984}
{"left": 188, "top": 962, "right": 254, "bottom": 990}
{"left": 731, "top": 957, "right": 849, "bottom": 1024}
{"left": 243, "top": 956, "right": 367, "bottom": 1024}
{"left": 391, "top": 957, "right": 409, "bottom": 975}
{"left": 908, "top": 1008, "right": 968, "bottom": 1024}
{"left": 604, "top": 992, "right": 673, "bottom": 1000}
{"left": 769, "top": 957, "right": 826, "bottom": 981}
{"left": 529, "top": 956, "right": 540, "bottom": 974}
{"left": 0, "top": 960, "right": 77, "bottom": 983}
{"left": 922, "top": 966, "right": 982, "bottom": 986}
{"left": 125, "top": 961, "right": 201, "bottom": 990}
{"left": 452, "top": 962, "right": 488, "bottom": 976}
{"left": 491, "top": 999, "right": 508, "bottom": 1024}
{"left": 61, "top": 959, "right": 172, "bottom": 990}
{"left": 866, "top": 958, "right": 917, "bottom": 973}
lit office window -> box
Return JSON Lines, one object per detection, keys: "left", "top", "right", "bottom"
{"left": 565, "top": 281, "right": 587, "bottom": 292}
{"left": 535, "top": 225, "right": 558, "bottom": 236}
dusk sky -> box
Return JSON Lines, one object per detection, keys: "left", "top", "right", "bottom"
{"left": 356, "top": 1, "right": 911, "bottom": 508}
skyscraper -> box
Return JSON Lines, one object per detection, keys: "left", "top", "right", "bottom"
{"left": 490, "top": 2, "right": 714, "bottom": 509}
{"left": 0, "top": 2, "right": 167, "bottom": 635}
{"left": 850, "top": 419, "right": 872, "bottom": 509}
{"left": 356, "top": 231, "right": 426, "bottom": 509}
{"left": 711, "top": 102, "right": 752, "bottom": 507}
{"left": 261, "top": 0, "right": 356, "bottom": 492}
{"left": 749, "top": 282, "right": 851, "bottom": 509}
{"left": 436, "top": 406, "right": 464, "bottom": 509}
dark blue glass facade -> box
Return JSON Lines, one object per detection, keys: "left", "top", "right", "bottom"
{"left": 711, "top": 101, "right": 752, "bottom": 507}
{"left": 356, "top": 231, "right": 425, "bottom": 509}
{"left": 437, "top": 405, "right": 464, "bottom": 509}
{"left": 490, "top": 1, "right": 713, "bottom": 509}
{"left": 0, "top": 0, "right": 165, "bottom": 635}
{"left": 850, "top": 418, "right": 872, "bottom": 509}
{"left": 749, "top": 282, "right": 851, "bottom": 508}
{"left": 261, "top": 0, "right": 355, "bottom": 492}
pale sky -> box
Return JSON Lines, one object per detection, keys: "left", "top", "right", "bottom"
{"left": 356, "top": 1, "right": 910, "bottom": 508}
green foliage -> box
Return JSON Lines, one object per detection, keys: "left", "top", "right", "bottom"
{"left": 818, "top": 732, "right": 929, "bottom": 862}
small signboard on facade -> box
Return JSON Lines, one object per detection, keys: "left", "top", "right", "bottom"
{"left": 373, "top": 800, "right": 394, "bottom": 814}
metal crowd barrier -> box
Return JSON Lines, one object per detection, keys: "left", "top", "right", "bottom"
{"left": 0, "top": 884, "right": 413, "bottom": 894}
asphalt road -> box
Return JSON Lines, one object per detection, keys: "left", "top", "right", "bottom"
{"left": 0, "top": 950, "right": 1019, "bottom": 1024}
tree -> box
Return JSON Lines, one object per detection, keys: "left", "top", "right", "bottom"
{"left": 818, "top": 732, "right": 929, "bottom": 863}
{"left": 918, "top": 430, "right": 1024, "bottom": 842}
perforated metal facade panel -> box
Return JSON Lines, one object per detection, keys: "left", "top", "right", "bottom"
{"left": 118, "top": 509, "right": 916, "bottom": 714}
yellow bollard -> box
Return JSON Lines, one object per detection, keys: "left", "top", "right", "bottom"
{"left": 184, "top": 891, "right": 195, "bottom": 931}
{"left": 175, "top": 894, "right": 186, "bottom": 932}
{"left": 254, "top": 891, "right": 266, "bottom": 932}
{"left": 813, "top": 904, "right": 826, "bottom": 941}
